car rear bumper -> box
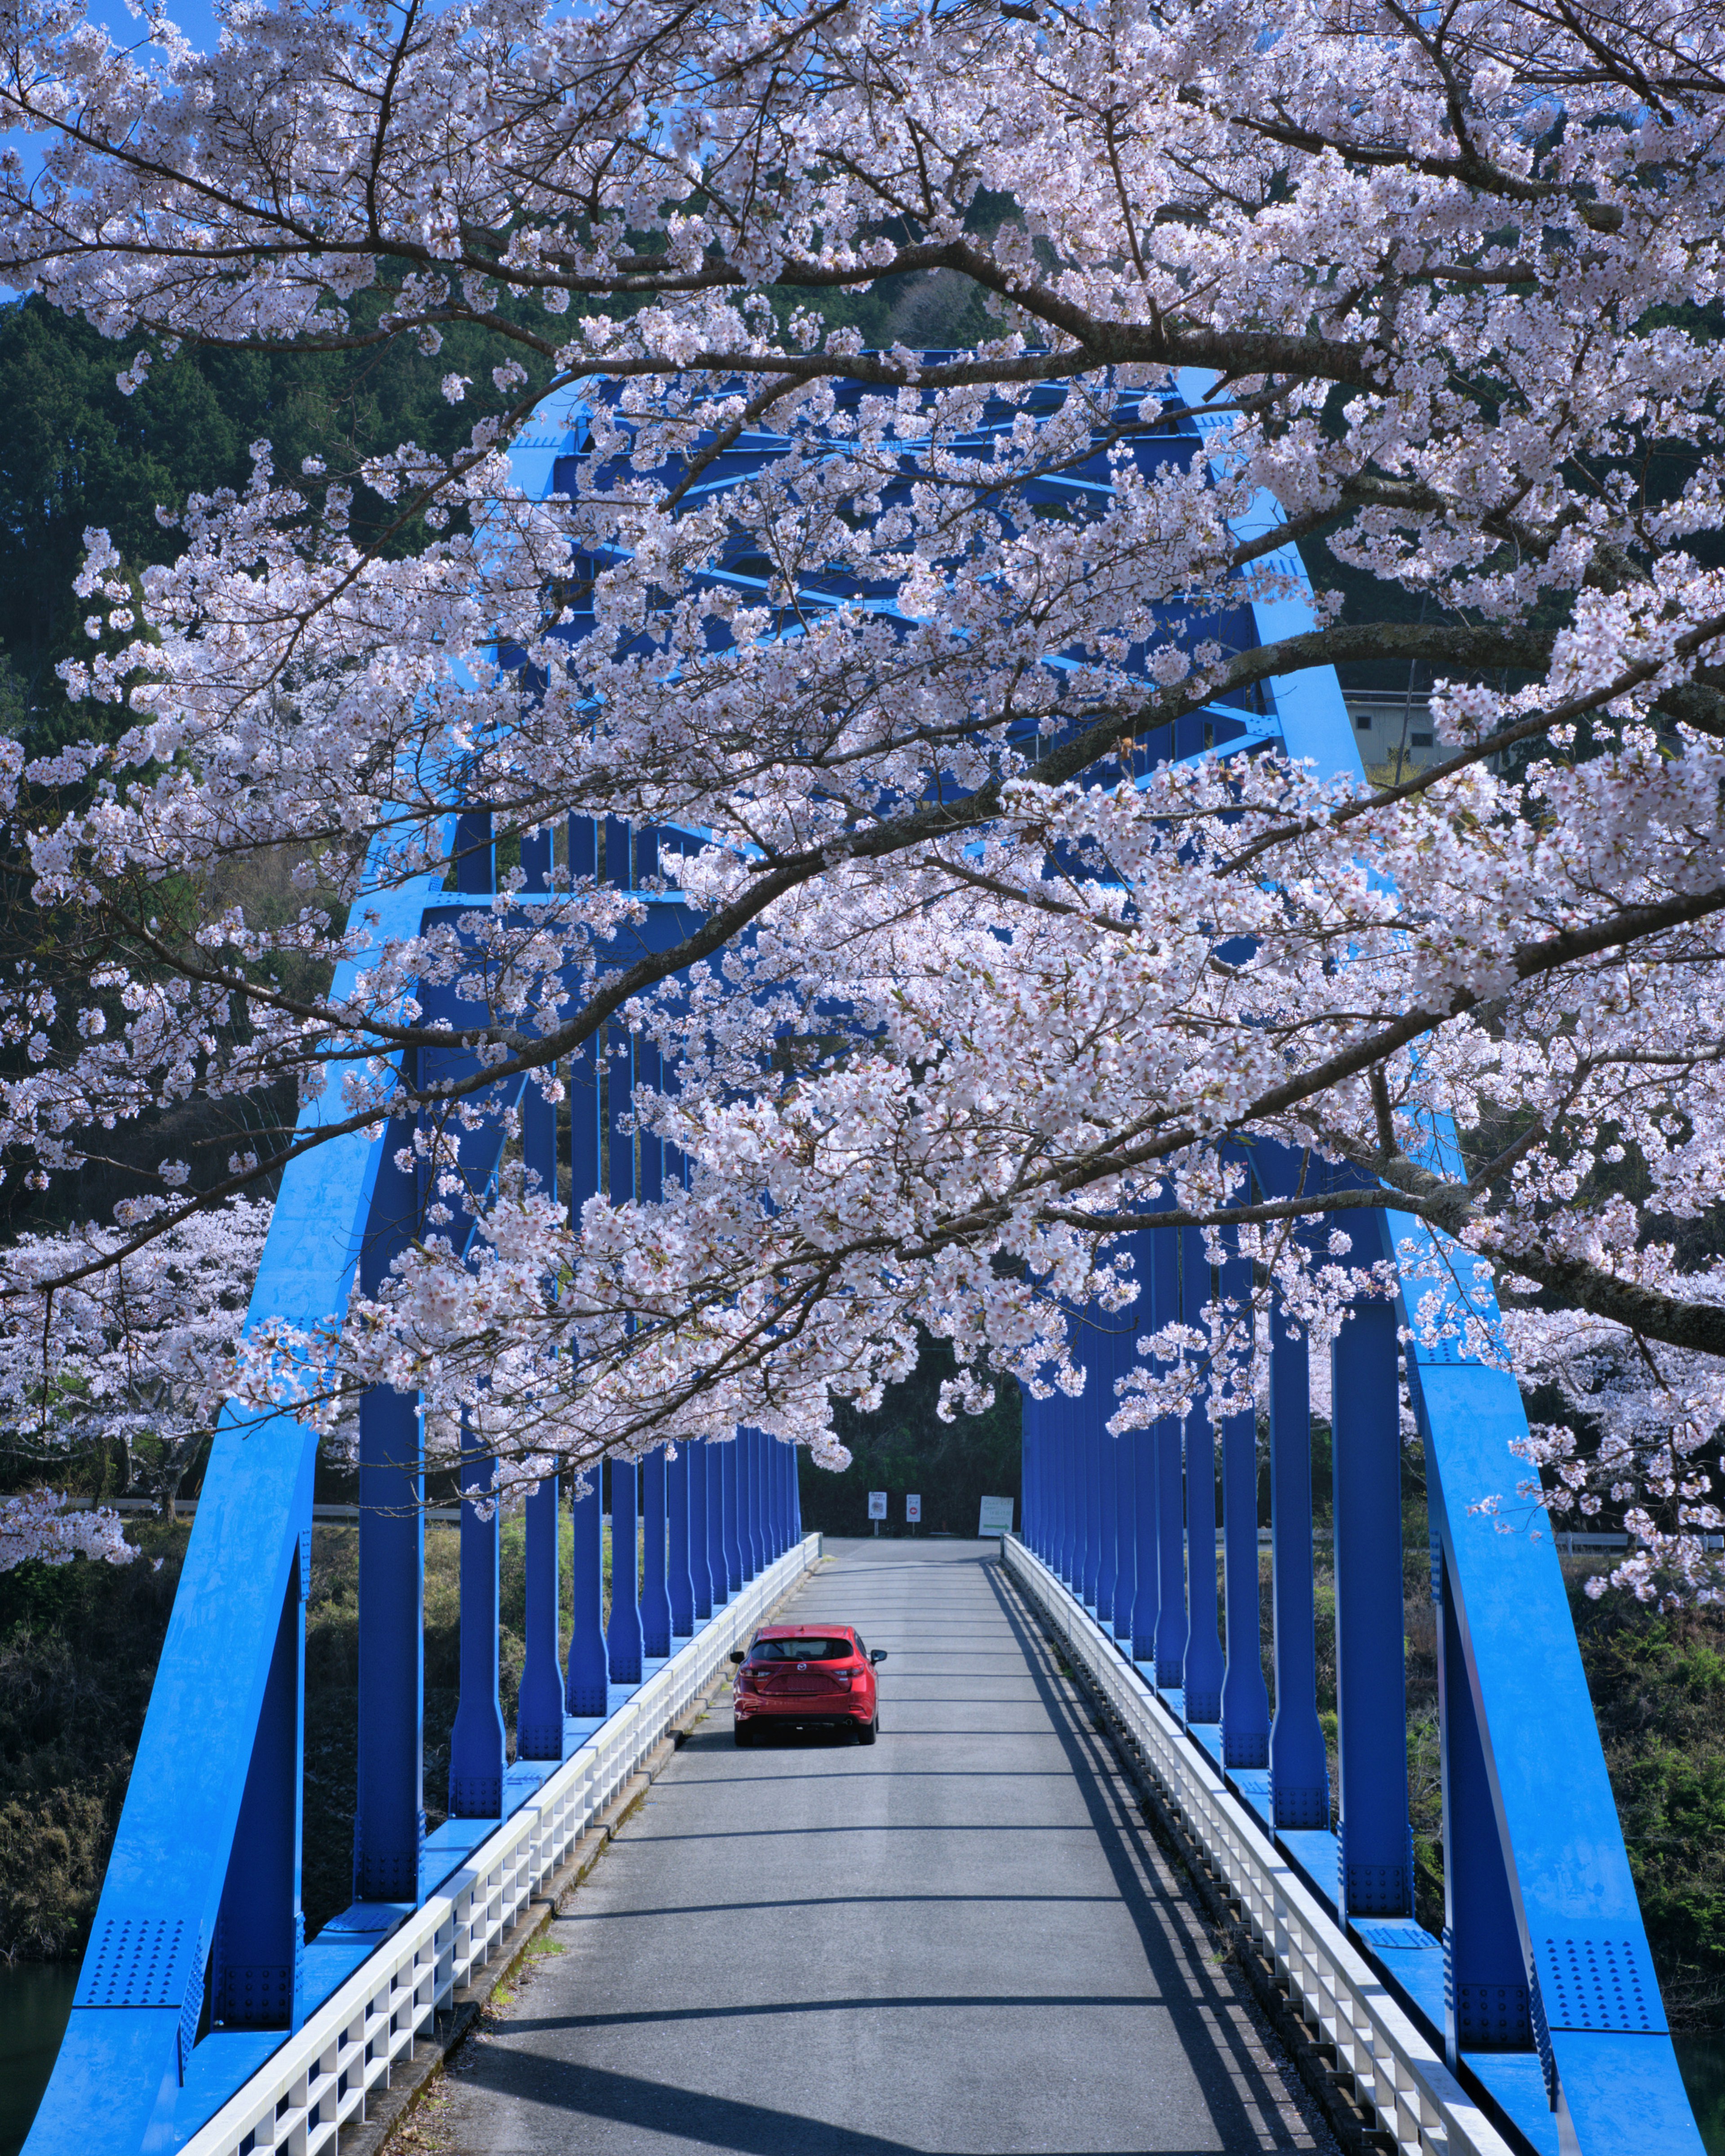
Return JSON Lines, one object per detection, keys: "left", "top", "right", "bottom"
{"left": 734, "top": 1696, "right": 871, "bottom": 1726}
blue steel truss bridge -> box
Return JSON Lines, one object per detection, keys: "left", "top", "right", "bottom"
{"left": 20, "top": 368, "right": 1705, "bottom": 2156}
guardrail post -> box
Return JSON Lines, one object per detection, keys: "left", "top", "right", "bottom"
{"left": 355, "top": 1104, "right": 426, "bottom": 1900}
{"left": 1269, "top": 1284, "right": 1330, "bottom": 1829}
{"left": 566, "top": 1467, "right": 610, "bottom": 1714}
{"left": 606, "top": 1457, "right": 645, "bottom": 1684}
{"left": 1218, "top": 1233, "right": 1269, "bottom": 1770}
{"left": 1331, "top": 1230, "right": 1411, "bottom": 1919}
{"left": 213, "top": 1541, "right": 307, "bottom": 2032}
{"left": 1150, "top": 1228, "right": 1187, "bottom": 1689}
{"left": 668, "top": 1443, "right": 695, "bottom": 1637}
{"left": 641, "top": 1446, "right": 672, "bottom": 1658}
{"left": 1182, "top": 1228, "right": 1225, "bottom": 1724}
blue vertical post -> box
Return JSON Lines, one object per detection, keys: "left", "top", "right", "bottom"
{"left": 668, "top": 1445, "right": 695, "bottom": 1637}
{"left": 449, "top": 1419, "right": 507, "bottom": 1815}
{"left": 790, "top": 1442, "right": 803, "bottom": 1541}
{"left": 708, "top": 1441, "right": 729, "bottom": 1601}
{"left": 1182, "top": 1228, "right": 1225, "bottom": 1725}
{"left": 721, "top": 1438, "right": 743, "bottom": 1594}
{"left": 433, "top": 810, "right": 506, "bottom": 1818}
{"left": 515, "top": 977, "right": 564, "bottom": 1760}
{"left": 1438, "top": 1545, "right": 1530, "bottom": 2061}
{"left": 640, "top": 1446, "right": 672, "bottom": 1659}
{"left": 1269, "top": 1285, "right": 1330, "bottom": 1829}
{"left": 1218, "top": 1233, "right": 1269, "bottom": 1771}
{"left": 517, "top": 1477, "right": 563, "bottom": 1758}
{"left": 1130, "top": 1415, "right": 1159, "bottom": 1664}
{"left": 354, "top": 1106, "right": 425, "bottom": 1902}
{"left": 1150, "top": 1228, "right": 1188, "bottom": 1690}
{"left": 212, "top": 1545, "right": 305, "bottom": 2028}
{"left": 1094, "top": 1319, "right": 1118, "bottom": 1626}
{"left": 747, "top": 1429, "right": 766, "bottom": 1575}
{"left": 690, "top": 1440, "right": 713, "bottom": 1619}
{"left": 1331, "top": 1227, "right": 1411, "bottom": 1919}
{"left": 1081, "top": 1355, "right": 1102, "bottom": 1608}
{"left": 606, "top": 1458, "right": 644, "bottom": 1684}
{"left": 1112, "top": 1363, "right": 1136, "bottom": 1636}
{"left": 566, "top": 1466, "right": 610, "bottom": 1715}
{"left": 564, "top": 996, "right": 608, "bottom": 1714}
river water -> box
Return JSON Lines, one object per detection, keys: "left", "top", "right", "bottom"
{"left": 0, "top": 1962, "right": 78, "bottom": 2156}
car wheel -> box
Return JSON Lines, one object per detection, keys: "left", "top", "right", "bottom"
{"left": 857, "top": 1715, "right": 877, "bottom": 1746}
{"left": 734, "top": 1722, "right": 756, "bottom": 1748}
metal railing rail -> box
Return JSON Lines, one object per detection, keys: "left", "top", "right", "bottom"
{"left": 179, "top": 1532, "right": 822, "bottom": 2156}
{"left": 1002, "top": 1533, "right": 1517, "bottom": 2156}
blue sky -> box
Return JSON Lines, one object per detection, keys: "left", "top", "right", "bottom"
{"left": 7, "top": 0, "right": 225, "bottom": 190}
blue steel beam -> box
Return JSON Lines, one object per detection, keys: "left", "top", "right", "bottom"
{"left": 27, "top": 848, "right": 441, "bottom": 2153}
{"left": 1181, "top": 1227, "right": 1225, "bottom": 1726}
{"left": 1217, "top": 1231, "right": 1270, "bottom": 1771}
{"left": 354, "top": 1103, "right": 427, "bottom": 1901}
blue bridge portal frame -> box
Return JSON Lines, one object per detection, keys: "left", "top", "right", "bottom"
{"left": 22, "top": 372, "right": 1704, "bottom": 2156}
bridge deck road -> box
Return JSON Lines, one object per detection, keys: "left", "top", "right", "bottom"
{"left": 442, "top": 1538, "right": 1330, "bottom": 2156}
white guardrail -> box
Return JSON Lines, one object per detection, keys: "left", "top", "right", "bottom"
{"left": 183, "top": 1532, "right": 823, "bottom": 2156}
{"left": 1001, "top": 1534, "right": 1517, "bottom": 2156}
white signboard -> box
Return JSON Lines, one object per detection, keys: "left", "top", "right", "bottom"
{"left": 905, "top": 1493, "right": 922, "bottom": 1524}
{"left": 867, "top": 1490, "right": 888, "bottom": 1520}
{"left": 978, "top": 1495, "right": 1015, "bottom": 1536}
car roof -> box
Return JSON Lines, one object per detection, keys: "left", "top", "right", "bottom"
{"left": 753, "top": 1623, "right": 855, "bottom": 1637}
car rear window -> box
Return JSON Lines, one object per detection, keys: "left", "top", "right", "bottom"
{"left": 751, "top": 1637, "right": 853, "bottom": 1662}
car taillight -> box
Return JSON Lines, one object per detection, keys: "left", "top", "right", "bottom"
{"left": 738, "top": 1669, "right": 756, "bottom": 1691}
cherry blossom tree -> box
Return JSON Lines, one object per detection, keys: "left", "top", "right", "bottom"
{"left": 0, "top": 1200, "right": 270, "bottom": 1564}
{"left": 0, "top": 0, "right": 1724, "bottom": 1585}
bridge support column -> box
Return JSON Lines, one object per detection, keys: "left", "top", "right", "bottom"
{"left": 721, "top": 1438, "right": 743, "bottom": 1595}
{"left": 1182, "top": 1233, "right": 1225, "bottom": 1724}
{"left": 1269, "top": 1287, "right": 1330, "bottom": 1829}
{"left": 212, "top": 1537, "right": 306, "bottom": 2031}
{"left": 566, "top": 1468, "right": 610, "bottom": 1714}
{"left": 668, "top": 1444, "right": 695, "bottom": 1636}
{"left": 449, "top": 1419, "right": 506, "bottom": 1816}
{"left": 1150, "top": 1231, "right": 1187, "bottom": 1689}
{"left": 607, "top": 1458, "right": 645, "bottom": 1684}
{"left": 641, "top": 1447, "right": 672, "bottom": 1659}
{"left": 690, "top": 1440, "right": 713, "bottom": 1617}
{"left": 1130, "top": 1414, "right": 1159, "bottom": 1665}
{"left": 1082, "top": 1371, "right": 1102, "bottom": 1609}
{"left": 708, "top": 1441, "right": 729, "bottom": 1601}
{"left": 1094, "top": 1324, "right": 1118, "bottom": 1626}
{"left": 1437, "top": 1542, "right": 1531, "bottom": 2061}
{"left": 517, "top": 1476, "right": 564, "bottom": 1758}
{"left": 1110, "top": 1395, "right": 1135, "bottom": 1638}
{"left": 1331, "top": 1251, "right": 1411, "bottom": 1919}
{"left": 1219, "top": 1235, "right": 1269, "bottom": 1770}
{"left": 517, "top": 1041, "right": 565, "bottom": 1760}
{"left": 355, "top": 1106, "right": 426, "bottom": 1902}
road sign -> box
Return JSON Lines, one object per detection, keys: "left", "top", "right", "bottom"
{"left": 978, "top": 1495, "right": 1015, "bottom": 1536}
{"left": 867, "top": 1491, "right": 887, "bottom": 1519}
{"left": 906, "top": 1494, "right": 922, "bottom": 1524}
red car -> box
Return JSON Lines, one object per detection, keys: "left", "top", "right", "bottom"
{"left": 730, "top": 1625, "right": 887, "bottom": 1745}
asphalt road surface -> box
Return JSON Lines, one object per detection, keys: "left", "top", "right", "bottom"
{"left": 441, "top": 1537, "right": 1330, "bottom": 2156}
